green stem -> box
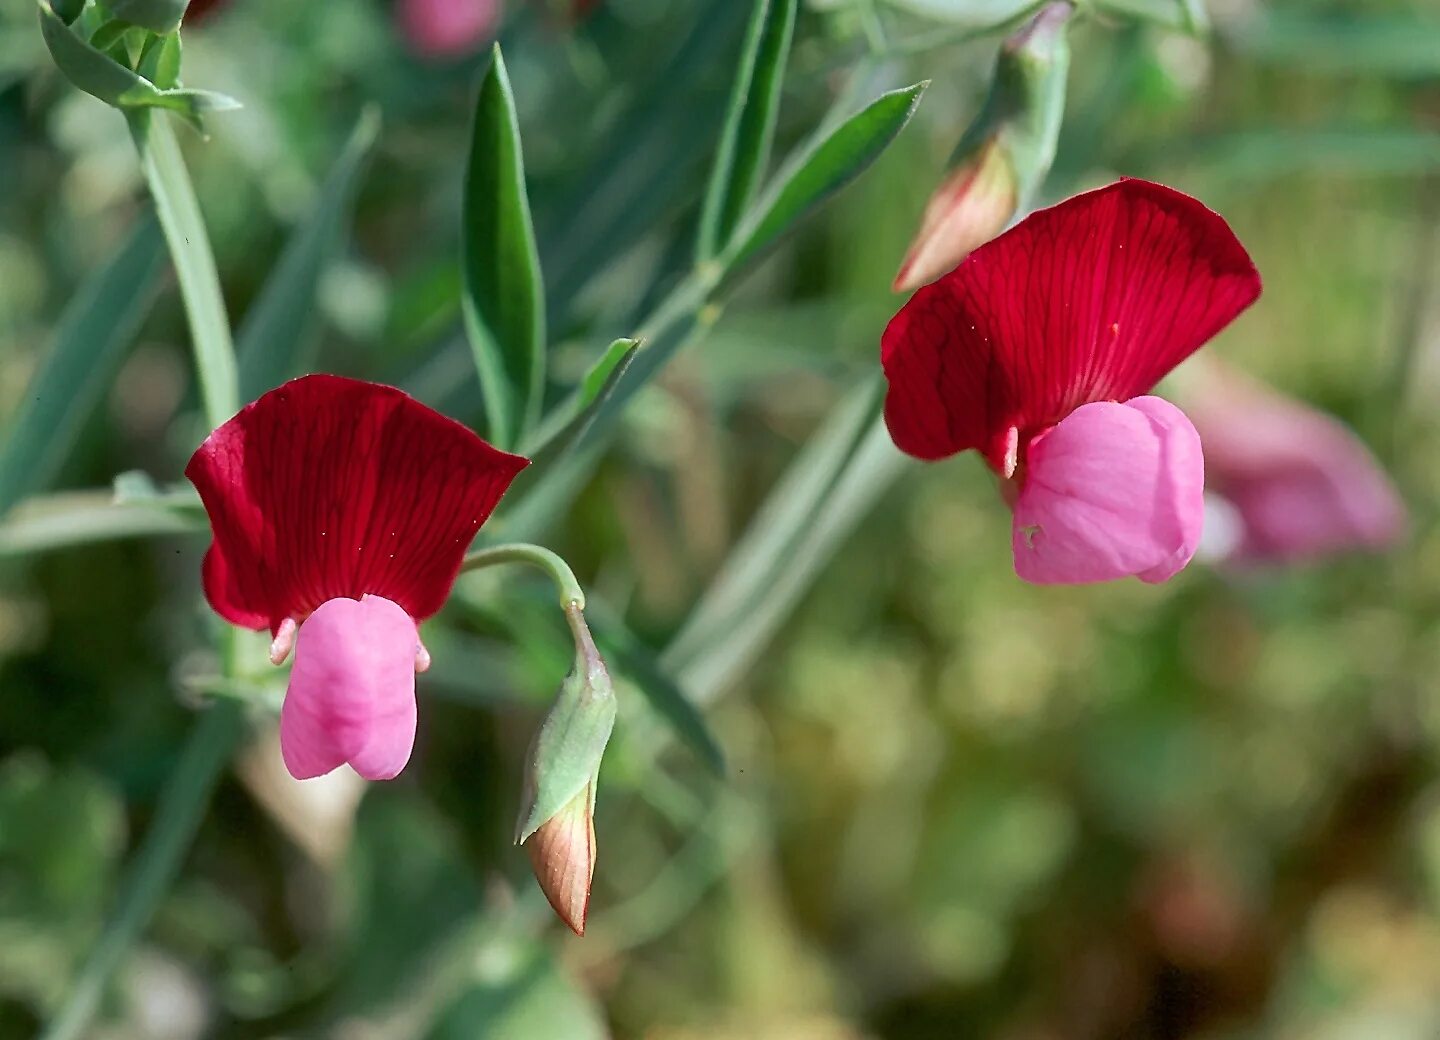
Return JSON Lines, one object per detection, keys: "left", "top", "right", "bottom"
{"left": 41, "top": 695, "right": 245, "bottom": 1040}
{"left": 461, "top": 543, "right": 587, "bottom": 610}
{"left": 128, "top": 111, "right": 239, "bottom": 428}
{"left": 43, "top": 111, "right": 246, "bottom": 1040}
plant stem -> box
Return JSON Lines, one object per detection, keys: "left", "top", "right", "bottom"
{"left": 128, "top": 110, "right": 239, "bottom": 429}
{"left": 42, "top": 692, "right": 245, "bottom": 1040}
{"left": 43, "top": 111, "right": 246, "bottom": 1040}
{"left": 461, "top": 543, "right": 587, "bottom": 610}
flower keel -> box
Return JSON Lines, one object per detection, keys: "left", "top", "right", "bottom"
{"left": 280, "top": 595, "right": 421, "bottom": 782}
{"left": 1012, "top": 397, "right": 1204, "bottom": 585}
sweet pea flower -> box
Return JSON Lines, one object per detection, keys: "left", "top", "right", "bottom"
{"left": 882, "top": 178, "right": 1262, "bottom": 585}
{"left": 186, "top": 375, "right": 527, "bottom": 780}
{"left": 397, "top": 0, "right": 501, "bottom": 58}
{"left": 1180, "top": 361, "right": 1406, "bottom": 563}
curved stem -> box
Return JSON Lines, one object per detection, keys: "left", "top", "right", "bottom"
{"left": 44, "top": 110, "right": 245, "bottom": 1040}
{"left": 461, "top": 543, "right": 586, "bottom": 610}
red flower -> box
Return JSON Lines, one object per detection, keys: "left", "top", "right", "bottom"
{"left": 882, "top": 179, "right": 1261, "bottom": 584}
{"left": 187, "top": 375, "right": 527, "bottom": 779}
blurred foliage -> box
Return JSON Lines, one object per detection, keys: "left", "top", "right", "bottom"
{"left": 2, "top": 0, "right": 1440, "bottom": 1038}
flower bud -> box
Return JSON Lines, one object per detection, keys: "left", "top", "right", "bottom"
{"left": 525, "top": 781, "right": 597, "bottom": 935}
{"left": 515, "top": 603, "right": 615, "bottom": 936}
{"left": 893, "top": 1, "right": 1073, "bottom": 292}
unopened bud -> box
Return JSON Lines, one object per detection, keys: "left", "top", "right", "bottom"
{"left": 893, "top": 141, "right": 1017, "bottom": 292}
{"left": 893, "top": 1, "right": 1073, "bottom": 292}
{"left": 515, "top": 603, "right": 615, "bottom": 936}
{"left": 525, "top": 781, "right": 597, "bottom": 935}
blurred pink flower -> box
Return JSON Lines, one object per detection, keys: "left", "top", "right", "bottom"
{"left": 397, "top": 0, "right": 501, "bottom": 58}
{"left": 1184, "top": 364, "right": 1406, "bottom": 563}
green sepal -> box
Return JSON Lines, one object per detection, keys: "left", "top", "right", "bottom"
{"left": 955, "top": 1, "right": 1072, "bottom": 208}
{"left": 514, "top": 607, "right": 616, "bottom": 845}
{"left": 38, "top": 1, "right": 238, "bottom": 134}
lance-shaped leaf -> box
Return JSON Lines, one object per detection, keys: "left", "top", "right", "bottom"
{"left": 585, "top": 599, "right": 725, "bottom": 774}
{"left": 720, "top": 81, "right": 928, "bottom": 274}
{"left": 497, "top": 340, "right": 638, "bottom": 540}
{"left": 37, "top": 1, "right": 238, "bottom": 133}
{"left": 105, "top": 0, "right": 190, "bottom": 33}
{"left": 695, "top": 0, "right": 797, "bottom": 262}
{"left": 519, "top": 339, "right": 637, "bottom": 460}
{"left": 0, "top": 491, "right": 205, "bottom": 558}
{"left": 0, "top": 221, "right": 164, "bottom": 519}
{"left": 136, "top": 29, "right": 180, "bottom": 90}
{"left": 463, "top": 45, "right": 545, "bottom": 450}
{"left": 238, "top": 112, "right": 379, "bottom": 398}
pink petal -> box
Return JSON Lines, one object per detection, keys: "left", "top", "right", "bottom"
{"left": 1012, "top": 396, "right": 1204, "bottom": 585}
{"left": 397, "top": 0, "right": 500, "bottom": 58}
{"left": 280, "top": 595, "right": 420, "bottom": 781}
{"left": 882, "top": 179, "right": 1261, "bottom": 469}
{"left": 1184, "top": 364, "right": 1406, "bottom": 562}
{"left": 186, "top": 374, "right": 527, "bottom": 635}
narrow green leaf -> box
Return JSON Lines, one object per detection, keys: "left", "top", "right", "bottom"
{"left": 105, "top": 0, "right": 189, "bottom": 34}
{"left": 662, "top": 377, "right": 907, "bottom": 703}
{"left": 0, "top": 492, "right": 205, "bottom": 558}
{"left": 721, "top": 82, "right": 927, "bottom": 273}
{"left": 696, "top": 0, "right": 798, "bottom": 262}
{"left": 518, "top": 339, "right": 637, "bottom": 460}
{"left": 497, "top": 341, "right": 638, "bottom": 540}
{"left": 129, "top": 110, "right": 240, "bottom": 427}
{"left": 237, "top": 111, "right": 379, "bottom": 398}
{"left": 38, "top": 1, "right": 238, "bottom": 133}
{"left": 586, "top": 601, "right": 725, "bottom": 774}
{"left": 0, "top": 221, "right": 164, "bottom": 519}
{"left": 51, "top": 0, "right": 84, "bottom": 22}
{"left": 136, "top": 30, "right": 180, "bottom": 90}
{"left": 462, "top": 44, "right": 545, "bottom": 450}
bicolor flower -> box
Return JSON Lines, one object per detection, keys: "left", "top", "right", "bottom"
{"left": 187, "top": 374, "right": 527, "bottom": 780}
{"left": 882, "top": 178, "right": 1262, "bottom": 585}
{"left": 1181, "top": 361, "right": 1405, "bottom": 564}
{"left": 397, "top": 0, "right": 501, "bottom": 58}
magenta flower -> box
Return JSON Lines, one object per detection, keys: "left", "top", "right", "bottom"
{"left": 186, "top": 375, "right": 527, "bottom": 780}
{"left": 397, "top": 0, "right": 500, "bottom": 58}
{"left": 882, "top": 179, "right": 1262, "bottom": 585}
{"left": 1183, "top": 363, "right": 1406, "bottom": 563}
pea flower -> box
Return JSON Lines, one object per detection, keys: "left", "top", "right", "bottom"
{"left": 186, "top": 374, "right": 527, "bottom": 780}
{"left": 882, "top": 178, "right": 1262, "bottom": 585}
{"left": 397, "top": 0, "right": 501, "bottom": 58}
{"left": 1181, "top": 361, "right": 1406, "bottom": 564}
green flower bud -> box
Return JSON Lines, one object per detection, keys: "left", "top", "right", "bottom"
{"left": 515, "top": 603, "right": 615, "bottom": 936}
{"left": 894, "top": 1, "right": 1073, "bottom": 292}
